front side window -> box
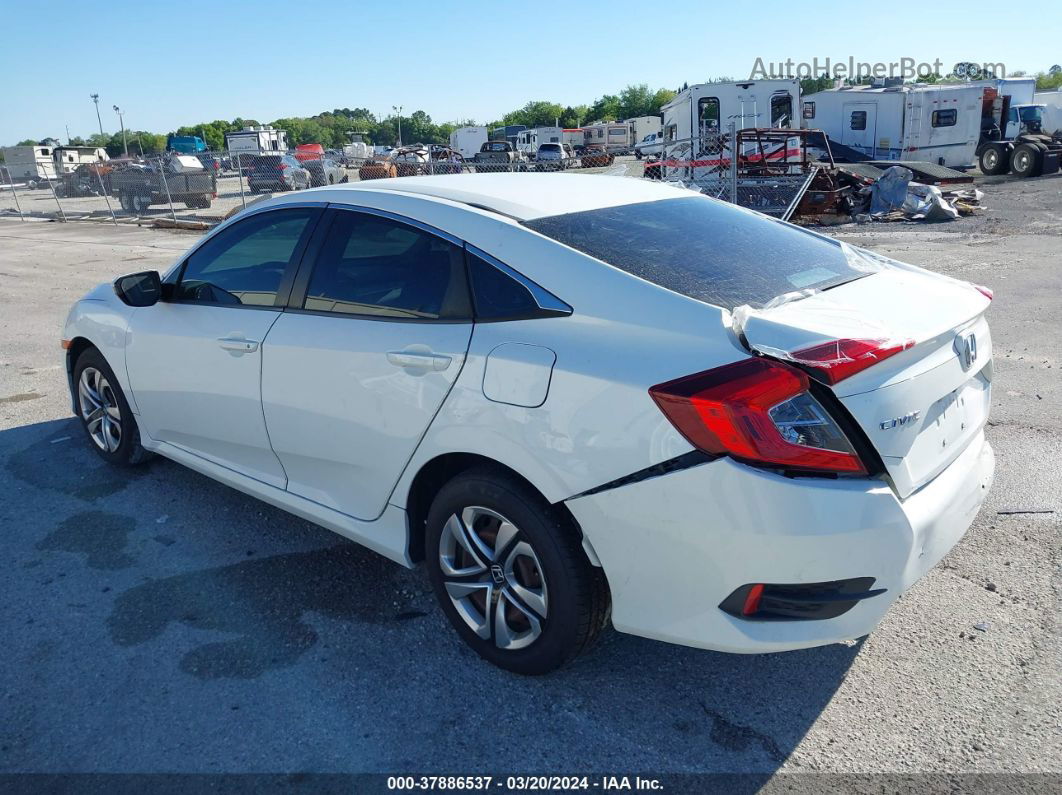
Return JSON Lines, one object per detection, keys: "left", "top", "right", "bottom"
{"left": 175, "top": 208, "right": 316, "bottom": 306}
{"left": 303, "top": 211, "right": 470, "bottom": 320}
{"left": 931, "top": 109, "right": 957, "bottom": 127}
{"left": 850, "top": 111, "right": 867, "bottom": 130}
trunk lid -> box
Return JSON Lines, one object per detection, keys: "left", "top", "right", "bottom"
{"left": 737, "top": 267, "right": 992, "bottom": 498}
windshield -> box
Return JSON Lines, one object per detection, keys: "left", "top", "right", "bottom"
{"left": 1019, "top": 105, "right": 1043, "bottom": 124}
{"left": 539, "top": 145, "right": 561, "bottom": 154}
{"left": 523, "top": 197, "right": 869, "bottom": 310}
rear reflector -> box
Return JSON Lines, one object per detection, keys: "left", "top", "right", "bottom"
{"left": 649, "top": 358, "right": 866, "bottom": 475}
{"left": 788, "top": 338, "right": 915, "bottom": 385}
{"left": 742, "top": 584, "right": 765, "bottom": 616}
{"left": 60, "top": 339, "right": 72, "bottom": 350}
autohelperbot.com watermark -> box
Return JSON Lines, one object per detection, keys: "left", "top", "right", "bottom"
{"left": 749, "top": 57, "right": 1008, "bottom": 81}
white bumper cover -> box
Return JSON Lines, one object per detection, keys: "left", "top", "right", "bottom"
{"left": 565, "top": 431, "right": 995, "bottom": 653}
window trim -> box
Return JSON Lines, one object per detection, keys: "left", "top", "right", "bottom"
{"left": 164, "top": 205, "right": 324, "bottom": 311}
{"left": 284, "top": 205, "right": 473, "bottom": 324}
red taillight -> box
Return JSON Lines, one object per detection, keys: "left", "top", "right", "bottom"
{"left": 278, "top": 164, "right": 288, "bottom": 170}
{"left": 974, "top": 284, "right": 993, "bottom": 300}
{"left": 649, "top": 358, "right": 867, "bottom": 475}
{"left": 788, "top": 338, "right": 915, "bottom": 385}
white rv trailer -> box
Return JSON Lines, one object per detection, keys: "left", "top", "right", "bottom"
{"left": 661, "top": 79, "right": 801, "bottom": 145}
{"left": 1, "top": 145, "right": 59, "bottom": 182}
{"left": 516, "top": 126, "right": 563, "bottom": 158}
{"left": 562, "top": 128, "right": 583, "bottom": 149}
{"left": 224, "top": 125, "right": 289, "bottom": 157}
{"left": 804, "top": 83, "right": 983, "bottom": 168}
{"left": 627, "top": 116, "right": 662, "bottom": 144}
{"left": 51, "top": 146, "right": 109, "bottom": 175}
{"left": 448, "top": 126, "right": 489, "bottom": 159}
{"left": 581, "top": 121, "right": 634, "bottom": 151}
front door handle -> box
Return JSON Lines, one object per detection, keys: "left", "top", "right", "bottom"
{"left": 217, "top": 336, "right": 260, "bottom": 353}
{"left": 387, "top": 350, "right": 452, "bottom": 372}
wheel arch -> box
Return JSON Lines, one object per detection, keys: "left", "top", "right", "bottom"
{"left": 65, "top": 336, "right": 99, "bottom": 411}
{"left": 402, "top": 452, "right": 591, "bottom": 566}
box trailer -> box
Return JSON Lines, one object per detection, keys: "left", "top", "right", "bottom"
{"left": 449, "top": 126, "right": 489, "bottom": 159}
{"left": 803, "top": 83, "right": 983, "bottom": 168}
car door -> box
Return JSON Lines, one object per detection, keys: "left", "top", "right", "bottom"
{"left": 125, "top": 205, "right": 322, "bottom": 487}
{"left": 260, "top": 205, "right": 474, "bottom": 520}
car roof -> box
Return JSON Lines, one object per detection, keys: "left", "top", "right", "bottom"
{"left": 296, "top": 173, "right": 691, "bottom": 221}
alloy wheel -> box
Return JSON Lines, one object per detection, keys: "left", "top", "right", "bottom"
{"left": 78, "top": 367, "right": 122, "bottom": 453}
{"left": 439, "top": 506, "right": 548, "bottom": 650}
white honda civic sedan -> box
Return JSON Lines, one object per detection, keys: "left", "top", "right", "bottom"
{"left": 62, "top": 174, "right": 995, "bottom": 674}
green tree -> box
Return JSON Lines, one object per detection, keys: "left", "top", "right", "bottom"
{"left": 1035, "top": 69, "right": 1062, "bottom": 90}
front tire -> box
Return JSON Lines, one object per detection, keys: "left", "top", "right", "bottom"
{"left": 425, "top": 468, "right": 609, "bottom": 675}
{"left": 73, "top": 348, "right": 151, "bottom": 466}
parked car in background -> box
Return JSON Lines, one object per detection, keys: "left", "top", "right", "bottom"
{"left": 473, "top": 140, "right": 527, "bottom": 171}
{"left": 635, "top": 131, "right": 663, "bottom": 159}
{"left": 581, "top": 146, "right": 615, "bottom": 168}
{"left": 247, "top": 154, "right": 311, "bottom": 193}
{"left": 358, "top": 157, "right": 398, "bottom": 180}
{"left": 294, "top": 143, "right": 326, "bottom": 163}
{"left": 535, "top": 142, "right": 576, "bottom": 171}
{"left": 393, "top": 146, "right": 431, "bottom": 177}
{"left": 63, "top": 174, "right": 995, "bottom": 675}
{"left": 303, "top": 158, "right": 345, "bottom": 187}
{"left": 197, "top": 153, "right": 222, "bottom": 173}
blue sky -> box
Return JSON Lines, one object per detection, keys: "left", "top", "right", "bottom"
{"left": 1, "top": 0, "right": 1059, "bottom": 144}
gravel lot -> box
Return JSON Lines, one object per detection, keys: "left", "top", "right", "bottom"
{"left": 0, "top": 175, "right": 1059, "bottom": 781}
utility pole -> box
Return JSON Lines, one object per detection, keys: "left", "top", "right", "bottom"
{"left": 113, "top": 105, "right": 128, "bottom": 157}
{"left": 392, "top": 105, "right": 403, "bottom": 147}
{"left": 90, "top": 94, "right": 104, "bottom": 137}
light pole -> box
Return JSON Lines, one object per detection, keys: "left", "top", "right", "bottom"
{"left": 90, "top": 94, "right": 104, "bottom": 137}
{"left": 113, "top": 105, "right": 128, "bottom": 157}
{"left": 392, "top": 105, "right": 403, "bottom": 147}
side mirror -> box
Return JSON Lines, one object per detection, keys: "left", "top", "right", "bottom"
{"left": 114, "top": 270, "right": 162, "bottom": 307}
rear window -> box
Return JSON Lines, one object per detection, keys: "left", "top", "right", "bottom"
{"left": 522, "top": 197, "right": 866, "bottom": 309}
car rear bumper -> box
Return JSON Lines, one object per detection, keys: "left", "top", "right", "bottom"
{"left": 564, "top": 430, "right": 994, "bottom": 654}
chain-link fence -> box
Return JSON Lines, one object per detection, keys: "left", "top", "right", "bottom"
{"left": 0, "top": 128, "right": 820, "bottom": 225}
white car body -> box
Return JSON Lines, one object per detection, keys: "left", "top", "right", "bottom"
{"left": 62, "top": 174, "right": 994, "bottom": 658}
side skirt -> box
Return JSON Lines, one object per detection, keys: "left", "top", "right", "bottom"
{"left": 145, "top": 439, "right": 413, "bottom": 567}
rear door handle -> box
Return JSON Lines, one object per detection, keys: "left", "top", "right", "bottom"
{"left": 387, "top": 350, "right": 452, "bottom": 371}
{"left": 217, "top": 336, "right": 260, "bottom": 353}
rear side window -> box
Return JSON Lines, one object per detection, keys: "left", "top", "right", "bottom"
{"left": 850, "top": 111, "right": 867, "bottom": 130}
{"left": 175, "top": 208, "right": 316, "bottom": 306}
{"left": 303, "top": 211, "right": 470, "bottom": 320}
{"left": 467, "top": 253, "right": 539, "bottom": 320}
{"left": 523, "top": 197, "right": 866, "bottom": 310}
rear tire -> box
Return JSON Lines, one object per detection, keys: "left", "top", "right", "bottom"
{"left": 425, "top": 468, "right": 609, "bottom": 675}
{"left": 1010, "top": 143, "right": 1041, "bottom": 178}
{"left": 73, "top": 348, "right": 151, "bottom": 466}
